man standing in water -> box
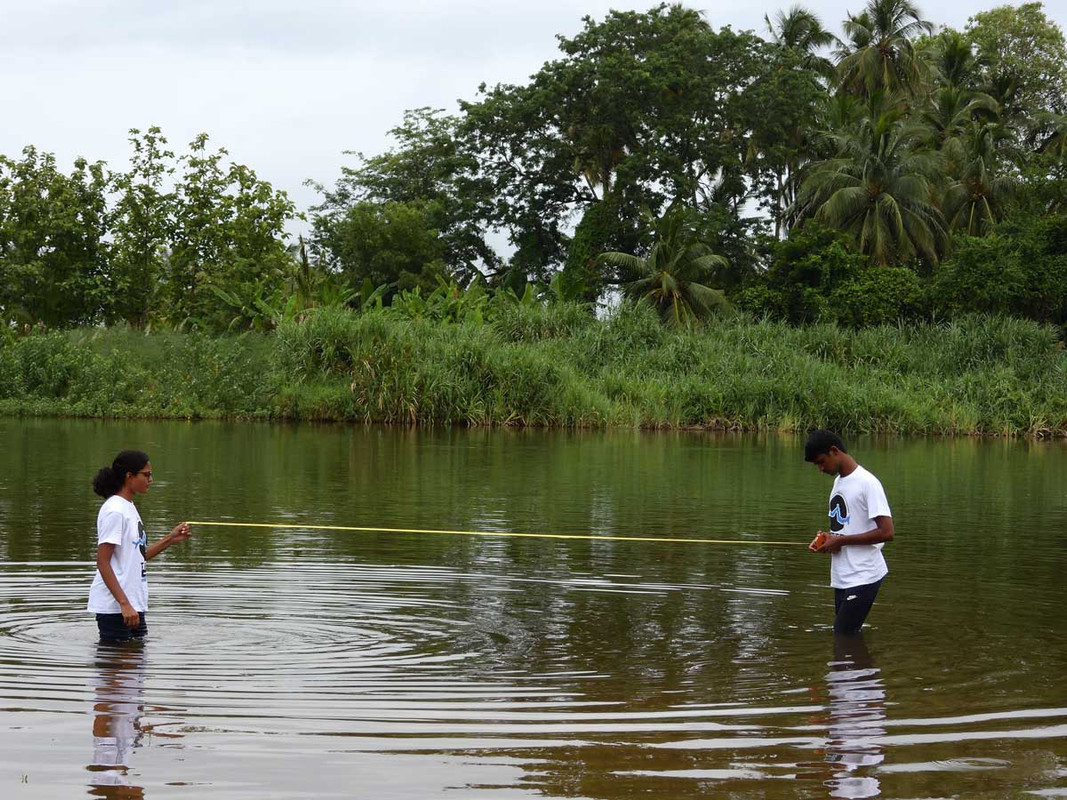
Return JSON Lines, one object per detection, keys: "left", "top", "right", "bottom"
{"left": 804, "top": 430, "right": 894, "bottom": 635}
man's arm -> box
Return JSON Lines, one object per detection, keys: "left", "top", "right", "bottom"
{"left": 818, "top": 516, "right": 894, "bottom": 553}
{"left": 145, "top": 522, "right": 192, "bottom": 561}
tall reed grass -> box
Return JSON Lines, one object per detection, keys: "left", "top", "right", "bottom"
{"left": 1, "top": 305, "right": 1064, "bottom": 435}
{"left": 0, "top": 328, "right": 275, "bottom": 418}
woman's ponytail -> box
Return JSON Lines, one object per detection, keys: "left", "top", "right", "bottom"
{"left": 92, "top": 450, "right": 149, "bottom": 498}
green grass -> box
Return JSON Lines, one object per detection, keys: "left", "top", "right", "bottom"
{"left": 1, "top": 305, "right": 1065, "bottom": 436}
{"left": 0, "top": 328, "right": 275, "bottom": 419}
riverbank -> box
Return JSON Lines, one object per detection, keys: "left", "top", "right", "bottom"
{"left": 2, "top": 305, "right": 1065, "bottom": 436}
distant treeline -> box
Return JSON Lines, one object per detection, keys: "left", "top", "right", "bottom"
{"left": 1, "top": 0, "right": 1066, "bottom": 335}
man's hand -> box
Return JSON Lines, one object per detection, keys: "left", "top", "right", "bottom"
{"left": 809, "top": 531, "right": 844, "bottom": 553}
{"left": 818, "top": 533, "right": 845, "bottom": 553}
{"left": 119, "top": 601, "right": 140, "bottom": 628}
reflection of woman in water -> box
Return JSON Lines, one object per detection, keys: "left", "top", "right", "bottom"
{"left": 87, "top": 450, "right": 191, "bottom": 642}
{"left": 88, "top": 642, "right": 147, "bottom": 799}
{"left": 822, "top": 634, "right": 886, "bottom": 799}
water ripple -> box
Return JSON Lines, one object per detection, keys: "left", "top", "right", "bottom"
{"left": 0, "top": 560, "right": 1064, "bottom": 799}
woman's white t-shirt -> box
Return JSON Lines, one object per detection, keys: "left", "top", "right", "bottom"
{"left": 87, "top": 496, "right": 148, "bottom": 613}
{"left": 827, "top": 465, "right": 891, "bottom": 589}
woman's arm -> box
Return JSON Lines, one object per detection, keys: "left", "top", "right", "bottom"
{"left": 144, "top": 522, "right": 192, "bottom": 561}
{"left": 96, "top": 543, "right": 140, "bottom": 627}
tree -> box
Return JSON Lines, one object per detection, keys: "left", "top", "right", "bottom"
{"left": 922, "top": 29, "right": 981, "bottom": 92}
{"left": 598, "top": 205, "right": 729, "bottom": 328}
{"left": 764, "top": 4, "right": 836, "bottom": 79}
{"left": 107, "top": 127, "right": 176, "bottom": 327}
{"left": 835, "top": 0, "right": 934, "bottom": 97}
{"left": 738, "top": 222, "right": 922, "bottom": 325}
{"left": 0, "top": 147, "right": 110, "bottom": 327}
{"left": 558, "top": 195, "right": 626, "bottom": 304}
{"left": 793, "top": 92, "right": 947, "bottom": 265}
{"left": 966, "top": 3, "right": 1067, "bottom": 129}
{"left": 745, "top": 45, "right": 828, "bottom": 238}
{"left": 942, "top": 121, "right": 1014, "bottom": 236}
{"left": 312, "top": 108, "right": 498, "bottom": 284}
{"left": 460, "top": 4, "right": 764, "bottom": 289}
{"left": 934, "top": 212, "right": 1067, "bottom": 322}
{"left": 167, "top": 134, "right": 296, "bottom": 329}
{"left": 1034, "top": 111, "right": 1067, "bottom": 160}
{"left": 917, "top": 88, "right": 998, "bottom": 154}
{"left": 313, "top": 200, "right": 448, "bottom": 299}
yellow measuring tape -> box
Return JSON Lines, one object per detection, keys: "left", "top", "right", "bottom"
{"left": 189, "top": 520, "right": 805, "bottom": 547}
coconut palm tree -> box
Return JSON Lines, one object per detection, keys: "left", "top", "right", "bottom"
{"left": 598, "top": 205, "right": 729, "bottom": 328}
{"left": 924, "top": 29, "right": 980, "bottom": 92}
{"left": 1035, "top": 111, "right": 1067, "bottom": 161}
{"left": 917, "top": 87, "right": 999, "bottom": 153}
{"left": 835, "top": 0, "right": 934, "bottom": 97}
{"left": 942, "top": 121, "right": 1014, "bottom": 235}
{"left": 747, "top": 7, "right": 837, "bottom": 239}
{"left": 765, "top": 5, "right": 837, "bottom": 79}
{"left": 793, "top": 91, "right": 948, "bottom": 264}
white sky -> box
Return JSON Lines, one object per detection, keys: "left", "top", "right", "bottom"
{"left": 2, "top": 0, "right": 1065, "bottom": 227}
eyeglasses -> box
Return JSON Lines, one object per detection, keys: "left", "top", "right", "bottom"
{"left": 137, "top": 471, "right": 153, "bottom": 479}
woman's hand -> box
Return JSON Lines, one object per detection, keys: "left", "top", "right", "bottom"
{"left": 146, "top": 523, "right": 192, "bottom": 561}
{"left": 119, "top": 601, "right": 140, "bottom": 628}
{"left": 168, "top": 522, "right": 191, "bottom": 543}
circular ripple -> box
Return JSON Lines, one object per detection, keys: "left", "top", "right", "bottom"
{"left": 1, "top": 563, "right": 474, "bottom": 681}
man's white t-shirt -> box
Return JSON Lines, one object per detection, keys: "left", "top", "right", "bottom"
{"left": 827, "top": 465, "right": 891, "bottom": 589}
{"left": 87, "top": 496, "right": 148, "bottom": 613}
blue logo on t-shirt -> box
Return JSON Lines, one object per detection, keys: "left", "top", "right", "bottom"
{"left": 829, "top": 494, "right": 850, "bottom": 532}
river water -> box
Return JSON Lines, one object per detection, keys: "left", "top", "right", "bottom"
{"left": 0, "top": 419, "right": 1064, "bottom": 799}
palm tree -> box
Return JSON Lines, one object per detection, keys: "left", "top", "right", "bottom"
{"left": 753, "top": 5, "right": 838, "bottom": 238}
{"left": 942, "top": 121, "right": 1014, "bottom": 235}
{"left": 1035, "top": 111, "right": 1067, "bottom": 161}
{"left": 924, "top": 29, "right": 980, "bottom": 92}
{"left": 835, "top": 0, "right": 934, "bottom": 97}
{"left": 765, "top": 5, "right": 837, "bottom": 79}
{"left": 980, "top": 73, "right": 1025, "bottom": 135}
{"left": 793, "top": 91, "right": 948, "bottom": 264}
{"left": 598, "top": 205, "right": 729, "bottom": 328}
{"left": 917, "top": 87, "right": 999, "bottom": 153}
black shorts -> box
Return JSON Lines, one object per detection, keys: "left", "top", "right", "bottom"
{"left": 96, "top": 612, "right": 147, "bottom": 642}
{"left": 833, "top": 579, "right": 882, "bottom": 635}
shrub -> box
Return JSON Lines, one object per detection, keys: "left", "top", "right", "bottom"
{"left": 738, "top": 223, "right": 922, "bottom": 326}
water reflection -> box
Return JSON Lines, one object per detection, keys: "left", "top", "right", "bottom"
{"left": 87, "top": 642, "right": 148, "bottom": 799}
{"left": 823, "top": 634, "right": 885, "bottom": 799}
{"left": 0, "top": 422, "right": 1063, "bottom": 798}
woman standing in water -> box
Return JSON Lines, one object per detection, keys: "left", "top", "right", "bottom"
{"left": 87, "top": 450, "right": 191, "bottom": 642}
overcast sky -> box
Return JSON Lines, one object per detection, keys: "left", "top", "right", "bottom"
{"left": 3, "top": 0, "right": 1065, "bottom": 223}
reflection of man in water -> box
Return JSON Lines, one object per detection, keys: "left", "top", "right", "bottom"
{"left": 822, "top": 634, "right": 886, "bottom": 799}
{"left": 88, "top": 642, "right": 147, "bottom": 799}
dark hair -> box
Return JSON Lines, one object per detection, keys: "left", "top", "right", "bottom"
{"left": 92, "top": 450, "right": 149, "bottom": 498}
{"left": 804, "top": 429, "right": 847, "bottom": 462}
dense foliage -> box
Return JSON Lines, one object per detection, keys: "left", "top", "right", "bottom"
{"left": 0, "top": 130, "right": 296, "bottom": 331}
{"left": 306, "top": 0, "right": 1067, "bottom": 326}
{"left": 2, "top": 2, "right": 1065, "bottom": 335}
{"left": 1, "top": 304, "right": 1064, "bottom": 436}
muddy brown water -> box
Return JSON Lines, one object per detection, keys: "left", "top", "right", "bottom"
{"left": 0, "top": 420, "right": 1064, "bottom": 798}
